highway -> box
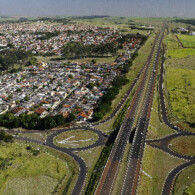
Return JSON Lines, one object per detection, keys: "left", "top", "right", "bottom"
{"left": 121, "top": 25, "right": 165, "bottom": 195}
{"left": 95, "top": 26, "right": 164, "bottom": 195}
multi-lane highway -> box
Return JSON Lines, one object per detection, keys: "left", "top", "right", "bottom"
{"left": 121, "top": 26, "right": 165, "bottom": 195}
{"left": 95, "top": 25, "right": 165, "bottom": 195}
{"left": 9, "top": 22, "right": 194, "bottom": 195}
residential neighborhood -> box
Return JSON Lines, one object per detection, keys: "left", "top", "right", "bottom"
{"left": 0, "top": 32, "right": 141, "bottom": 122}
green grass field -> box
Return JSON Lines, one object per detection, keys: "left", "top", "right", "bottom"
{"left": 173, "top": 165, "right": 195, "bottom": 195}
{"left": 168, "top": 48, "right": 195, "bottom": 58}
{"left": 177, "top": 35, "right": 195, "bottom": 48}
{"left": 54, "top": 130, "right": 98, "bottom": 148}
{"left": 166, "top": 68, "right": 195, "bottom": 124}
{"left": 137, "top": 145, "right": 186, "bottom": 195}
{"left": 0, "top": 142, "right": 68, "bottom": 195}
{"left": 170, "top": 136, "right": 195, "bottom": 156}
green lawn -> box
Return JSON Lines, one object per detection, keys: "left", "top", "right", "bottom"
{"left": 170, "top": 136, "right": 195, "bottom": 156}
{"left": 137, "top": 145, "right": 186, "bottom": 195}
{"left": 0, "top": 142, "right": 69, "bottom": 195}
{"left": 173, "top": 165, "right": 195, "bottom": 195}
{"left": 54, "top": 130, "right": 98, "bottom": 148}
{"left": 166, "top": 68, "right": 195, "bottom": 124}
{"left": 177, "top": 35, "right": 195, "bottom": 48}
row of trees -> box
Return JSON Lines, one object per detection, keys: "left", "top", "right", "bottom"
{"left": 93, "top": 75, "right": 129, "bottom": 121}
{"left": 62, "top": 41, "right": 118, "bottom": 59}
{"left": 0, "top": 112, "right": 75, "bottom": 130}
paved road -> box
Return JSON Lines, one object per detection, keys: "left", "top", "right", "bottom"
{"left": 121, "top": 25, "right": 165, "bottom": 195}
{"left": 147, "top": 38, "right": 195, "bottom": 195}
{"left": 162, "top": 159, "right": 195, "bottom": 195}
{"left": 95, "top": 30, "right": 162, "bottom": 195}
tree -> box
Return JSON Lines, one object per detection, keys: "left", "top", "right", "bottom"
{"left": 40, "top": 116, "right": 56, "bottom": 130}
{"left": 68, "top": 74, "right": 73, "bottom": 79}
{"left": 66, "top": 113, "right": 76, "bottom": 123}
{"left": 91, "top": 59, "right": 96, "bottom": 64}
{"left": 53, "top": 114, "right": 65, "bottom": 126}
{"left": 87, "top": 83, "right": 94, "bottom": 90}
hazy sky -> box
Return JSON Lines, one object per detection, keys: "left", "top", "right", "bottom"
{"left": 0, "top": 0, "right": 194, "bottom": 18}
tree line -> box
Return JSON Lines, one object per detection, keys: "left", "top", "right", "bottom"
{"left": 0, "top": 112, "right": 75, "bottom": 130}
{"left": 93, "top": 75, "right": 129, "bottom": 121}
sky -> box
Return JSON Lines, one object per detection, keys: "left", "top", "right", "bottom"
{"left": 0, "top": 0, "right": 195, "bottom": 18}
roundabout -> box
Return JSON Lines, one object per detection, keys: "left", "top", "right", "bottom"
{"left": 54, "top": 130, "right": 99, "bottom": 149}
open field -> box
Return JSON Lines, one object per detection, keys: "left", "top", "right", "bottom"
{"left": 137, "top": 145, "right": 186, "bottom": 195}
{"left": 170, "top": 136, "right": 195, "bottom": 156}
{"left": 166, "top": 56, "right": 195, "bottom": 70}
{"left": 173, "top": 165, "right": 195, "bottom": 195}
{"left": 0, "top": 142, "right": 69, "bottom": 195}
{"left": 77, "top": 146, "right": 104, "bottom": 193}
{"left": 177, "top": 35, "right": 195, "bottom": 48}
{"left": 54, "top": 130, "right": 98, "bottom": 148}
{"left": 168, "top": 48, "right": 195, "bottom": 58}
{"left": 166, "top": 68, "right": 195, "bottom": 124}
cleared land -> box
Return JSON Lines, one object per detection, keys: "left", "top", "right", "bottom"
{"left": 54, "top": 130, "right": 98, "bottom": 148}
{"left": 137, "top": 145, "right": 186, "bottom": 195}
{"left": 177, "top": 35, "right": 195, "bottom": 47}
{"left": 173, "top": 165, "right": 195, "bottom": 195}
{"left": 0, "top": 142, "right": 68, "bottom": 195}
{"left": 170, "top": 136, "right": 195, "bottom": 156}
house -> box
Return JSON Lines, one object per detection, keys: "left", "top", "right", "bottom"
{"left": 35, "top": 107, "right": 47, "bottom": 118}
